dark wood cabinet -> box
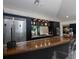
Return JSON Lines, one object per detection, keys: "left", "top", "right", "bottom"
{"left": 48, "top": 21, "right": 60, "bottom": 36}
{"left": 70, "top": 24, "right": 76, "bottom": 35}
{"left": 26, "top": 17, "right": 32, "bottom": 41}
{"left": 4, "top": 48, "right": 54, "bottom": 59}
{"left": 31, "top": 19, "right": 48, "bottom": 26}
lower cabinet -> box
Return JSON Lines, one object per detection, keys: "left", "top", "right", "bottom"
{"left": 4, "top": 42, "right": 73, "bottom": 59}
{"left": 4, "top": 48, "right": 54, "bottom": 59}
{"left": 55, "top": 40, "right": 76, "bottom": 59}
{"left": 55, "top": 43, "right": 70, "bottom": 59}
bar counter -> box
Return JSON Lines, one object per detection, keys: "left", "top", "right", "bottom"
{"left": 3, "top": 36, "right": 75, "bottom": 56}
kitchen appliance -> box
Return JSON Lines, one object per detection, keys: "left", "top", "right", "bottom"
{"left": 3, "top": 16, "right": 26, "bottom": 48}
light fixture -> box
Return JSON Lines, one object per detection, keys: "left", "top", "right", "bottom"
{"left": 34, "top": 0, "right": 40, "bottom": 6}
{"left": 66, "top": 16, "right": 69, "bottom": 18}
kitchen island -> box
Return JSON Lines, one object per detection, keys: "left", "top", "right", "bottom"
{"left": 4, "top": 36, "right": 76, "bottom": 59}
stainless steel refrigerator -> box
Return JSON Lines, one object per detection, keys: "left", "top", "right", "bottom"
{"left": 3, "top": 16, "right": 26, "bottom": 44}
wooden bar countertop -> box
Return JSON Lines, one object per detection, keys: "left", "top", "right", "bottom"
{"left": 3, "top": 36, "right": 76, "bottom": 56}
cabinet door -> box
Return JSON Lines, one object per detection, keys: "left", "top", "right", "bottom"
{"left": 3, "top": 19, "right": 13, "bottom": 44}
{"left": 48, "top": 21, "right": 60, "bottom": 36}
{"left": 13, "top": 20, "right": 26, "bottom": 42}
{"left": 70, "top": 24, "right": 76, "bottom": 35}
{"left": 53, "top": 22, "right": 60, "bottom": 36}
{"left": 48, "top": 22, "right": 53, "bottom": 34}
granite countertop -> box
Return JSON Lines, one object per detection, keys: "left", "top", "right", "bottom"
{"left": 3, "top": 36, "right": 75, "bottom": 56}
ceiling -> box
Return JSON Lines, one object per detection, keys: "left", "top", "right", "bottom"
{"left": 3, "top": 0, "right": 76, "bottom": 19}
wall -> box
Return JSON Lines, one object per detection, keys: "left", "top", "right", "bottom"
{"left": 4, "top": 7, "right": 60, "bottom": 22}
{"left": 62, "top": 19, "right": 76, "bottom": 25}
{"left": 60, "top": 19, "right": 76, "bottom": 36}
{"left": 4, "top": 7, "right": 76, "bottom": 37}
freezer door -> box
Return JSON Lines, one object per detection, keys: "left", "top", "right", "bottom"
{"left": 3, "top": 19, "right": 13, "bottom": 44}
{"left": 13, "top": 20, "right": 26, "bottom": 42}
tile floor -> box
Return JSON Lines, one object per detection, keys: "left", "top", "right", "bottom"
{"left": 52, "top": 51, "right": 76, "bottom": 59}
{"left": 66, "top": 51, "right": 76, "bottom": 59}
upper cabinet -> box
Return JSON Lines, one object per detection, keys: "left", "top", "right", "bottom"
{"left": 31, "top": 18, "right": 49, "bottom": 37}
{"left": 31, "top": 18, "right": 49, "bottom": 26}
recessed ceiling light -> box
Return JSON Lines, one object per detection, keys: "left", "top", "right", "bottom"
{"left": 34, "top": 0, "right": 40, "bottom": 6}
{"left": 66, "top": 16, "right": 69, "bottom": 18}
